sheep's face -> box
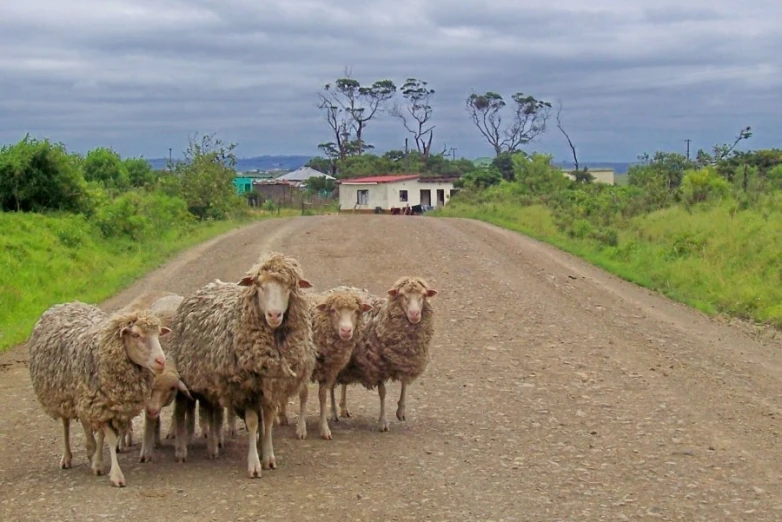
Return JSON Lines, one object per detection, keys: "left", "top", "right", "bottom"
{"left": 317, "top": 298, "right": 374, "bottom": 341}
{"left": 388, "top": 284, "right": 438, "bottom": 325}
{"left": 239, "top": 273, "right": 313, "bottom": 329}
{"left": 121, "top": 323, "right": 170, "bottom": 375}
{"left": 146, "top": 376, "right": 191, "bottom": 419}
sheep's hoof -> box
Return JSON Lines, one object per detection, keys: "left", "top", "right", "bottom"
{"left": 320, "top": 430, "right": 333, "bottom": 440}
{"left": 60, "top": 455, "right": 72, "bottom": 469}
{"left": 175, "top": 449, "right": 187, "bottom": 463}
{"left": 139, "top": 452, "right": 152, "bottom": 463}
{"left": 340, "top": 408, "right": 352, "bottom": 418}
{"left": 396, "top": 409, "right": 406, "bottom": 421}
{"left": 378, "top": 421, "right": 389, "bottom": 432}
{"left": 248, "top": 460, "right": 262, "bottom": 479}
{"left": 109, "top": 471, "right": 126, "bottom": 488}
{"left": 92, "top": 467, "right": 104, "bottom": 476}
{"left": 262, "top": 456, "right": 277, "bottom": 470}
{"left": 164, "top": 432, "right": 175, "bottom": 440}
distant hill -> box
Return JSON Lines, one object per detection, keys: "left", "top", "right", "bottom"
{"left": 146, "top": 155, "right": 313, "bottom": 172}
{"left": 146, "top": 155, "right": 636, "bottom": 175}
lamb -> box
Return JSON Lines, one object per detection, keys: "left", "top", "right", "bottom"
{"left": 167, "top": 251, "right": 317, "bottom": 478}
{"left": 277, "top": 286, "right": 374, "bottom": 440}
{"left": 27, "top": 301, "right": 169, "bottom": 487}
{"left": 138, "top": 362, "right": 192, "bottom": 463}
{"left": 333, "top": 276, "right": 438, "bottom": 432}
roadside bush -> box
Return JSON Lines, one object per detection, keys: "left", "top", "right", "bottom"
{"left": 0, "top": 135, "right": 89, "bottom": 213}
{"left": 681, "top": 167, "right": 730, "bottom": 206}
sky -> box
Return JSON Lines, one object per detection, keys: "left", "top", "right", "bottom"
{"left": 1, "top": 0, "right": 780, "bottom": 163}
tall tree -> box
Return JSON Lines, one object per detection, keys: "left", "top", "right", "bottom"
{"left": 390, "top": 78, "right": 436, "bottom": 158}
{"left": 318, "top": 70, "right": 396, "bottom": 157}
{"left": 554, "top": 100, "right": 592, "bottom": 182}
{"left": 465, "top": 91, "right": 552, "bottom": 156}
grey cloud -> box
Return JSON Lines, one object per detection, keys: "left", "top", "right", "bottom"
{"left": 1, "top": 0, "right": 780, "bottom": 161}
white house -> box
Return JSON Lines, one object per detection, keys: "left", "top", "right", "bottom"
{"left": 338, "top": 174, "right": 459, "bottom": 213}
{"left": 561, "top": 168, "right": 615, "bottom": 185}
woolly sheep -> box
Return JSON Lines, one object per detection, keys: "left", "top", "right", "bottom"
{"left": 167, "top": 251, "right": 317, "bottom": 478}
{"left": 277, "top": 287, "right": 374, "bottom": 440}
{"left": 334, "top": 276, "right": 438, "bottom": 432}
{"left": 27, "top": 301, "right": 170, "bottom": 487}
{"left": 138, "top": 362, "right": 192, "bottom": 462}
{"left": 115, "top": 291, "right": 187, "bottom": 453}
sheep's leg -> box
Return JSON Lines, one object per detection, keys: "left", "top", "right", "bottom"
{"left": 165, "top": 409, "right": 177, "bottom": 439}
{"left": 245, "top": 408, "right": 262, "bottom": 478}
{"left": 319, "top": 383, "right": 333, "bottom": 440}
{"left": 60, "top": 418, "right": 73, "bottom": 469}
{"left": 198, "top": 402, "right": 208, "bottom": 438}
{"left": 396, "top": 381, "right": 408, "bottom": 421}
{"left": 139, "top": 415, "right": 156, "bottom": 463}
{"left": 377, "top": 381, "right": 389, "bottom": 432}
{"left": 214, "top": 406, "right": 225, "bottom": 449}
{"left": 295, "top": 385, "right": 308, "bottom": 440}
{"left": 174, "top": 395, "right": 189, "bottom": 463}
{"left": 186, "top": 400, "right": 196, "bottom": 441}
{"left": 103, "top": 426, "right": 125, "bottom": 487}
{"left": 277, "top": 400, "right": 289, "bottom": 426}
{"left": 90, "top": 428, "right": 105, "bottom": 475}
{"left": 329, "top": 385, "right": 339, "bottom": 423}
{"left": 204, "top": 403, "right": 219, "bottom": 459}
{"left": 260, "top": 401, "right": 277, "bottom": 470}
{"left": 153, "top": 416, "right": 162, "bottom": 448}
{"left": 339, "top": 384, "right": 352, "bottom": 418}
{"left": 81, "top": 419, "right": 96, "bottom": 460}
{"left": 227, "top": 409, "right": 237, "bottom": 437}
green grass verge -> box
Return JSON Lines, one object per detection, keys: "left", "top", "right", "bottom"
{"left": 0, "top": 208, "right": 304, "bottom": 351}
{"left": 431, "top": 199, "right": 782, "bottom": 328}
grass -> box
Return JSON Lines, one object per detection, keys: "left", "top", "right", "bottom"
{"left": 0, "top": 208, "right": 305, "bottom": 352}
{"left": 431, "top": 196, "right": 782, "bottom": 328}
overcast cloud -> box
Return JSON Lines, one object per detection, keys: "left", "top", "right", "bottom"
{"left": 1, "top": 0, "right": 780, "bottom": 162}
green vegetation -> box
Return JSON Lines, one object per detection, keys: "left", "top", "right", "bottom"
{"left": 432, "top": 146, "right": 782, "bottom": 329}
{"left": 0, "top": 132, "right": 291, "bottom": 351}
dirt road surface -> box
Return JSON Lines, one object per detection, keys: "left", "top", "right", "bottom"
{"left": 2, "top": 215, "right": 781, "bottom": 521}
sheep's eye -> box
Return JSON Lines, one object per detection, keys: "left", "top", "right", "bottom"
{"left": 131, "top": 332, "right": 141, "bottom": 338}
{"left": 170, "top": 386, "right": 176, "bottom": 391}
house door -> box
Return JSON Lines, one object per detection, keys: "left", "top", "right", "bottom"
{"left": 436, "top": 189, "right": 445, "bottom": 206}
{"left": 420, "top": 189, "right": 431, "bottom": 206}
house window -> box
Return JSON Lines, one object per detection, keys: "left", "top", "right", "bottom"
{"left": 356, "top": 189, "right": 369, "bottom": 205}
{"left": 399, "top": 190, "right": 408, "bottom": 202}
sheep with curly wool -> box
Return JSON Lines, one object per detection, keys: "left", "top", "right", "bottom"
{"left": 27, "top": 301, "right": 169, "bottom": 487}
{"left": 277, "top": 286, "right": 374, "bottom": 440}
{"left": 334, "top": 276, "right": 438, "bottom": 432}
{"left": 167, "top": 251, "right": 317, "bottom": 478}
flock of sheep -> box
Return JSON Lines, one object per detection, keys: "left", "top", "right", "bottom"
{"left": 26, "top": 251, "right": 438, "bottom": 487}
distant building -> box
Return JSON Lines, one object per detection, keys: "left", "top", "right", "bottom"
{"left": 234, "top": 170, "right": 275, "bottom": 194}
{"left": 338, "top": 174, "right": 460, "bottom": 213}
{"left": 275, "top": 166, "right": 335, "bottom": 188}
{"left": 561, "top": 168, "right": 615, "bottom": 185}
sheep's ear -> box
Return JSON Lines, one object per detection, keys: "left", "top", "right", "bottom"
{"left": 159, "top": 326, "right": 172, "bottom": 336}
{"left": 119, "top": 326, "right": 130, "bottom": 337}
{"left": 177, "top": 379, "right": 193, "bottom": 400}
{"left": 238, "top": 275, "right": 255, "bottom": 286}
{"left": 298, "top": 278, "right": 313, "bottom": 289}
{"left": 425, "top": 289, "right": 438, "bottom": 297}
{"left": 360, "top": 303, "right": 374, "bottom": 312}
{"left": 387, "top": 288, "right": 398, "bottom": 297}
{"left": 316, "top": 303, "right": 329, "bottom": 312}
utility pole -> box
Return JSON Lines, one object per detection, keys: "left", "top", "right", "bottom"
{"left": 404, "top": 138, "right": 410, "bottom": 172}
{"left": 168, "top": 147, "right": 172, "bottom": 169}
{"left": 684, "top": 139, "right": 691, "bottom": 160}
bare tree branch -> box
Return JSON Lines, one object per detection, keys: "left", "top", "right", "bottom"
{"left": 555, "top": 99, "right": 579, "bottom": 172}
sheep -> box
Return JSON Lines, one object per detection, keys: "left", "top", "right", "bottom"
{"left": 277, "top": 286, "right": 374, "bottom": 440}
{"left": 167, "top": 251, "right": 317, "bottom": 478}
{"left": 114, "top": 291, "right": 186, "bottom": 453}
{"left": 333, "top": 276, "right": 438, "bottom": 432}
{"left": 27, "top": 301, "right": 169, "bottom": 487}
{"left": 138, "top": 362, "right": 192, "bottom": 463}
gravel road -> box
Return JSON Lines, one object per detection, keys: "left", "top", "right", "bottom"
{"left": 1, "top": 214, "right": 781, "bottom": 521}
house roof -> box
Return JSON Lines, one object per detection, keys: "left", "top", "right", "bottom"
{"left": 339, "top": 174, "right": 420, "bottom": 184}
{"left": 276, "top": 166, "right": 335, "bottom": 181}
